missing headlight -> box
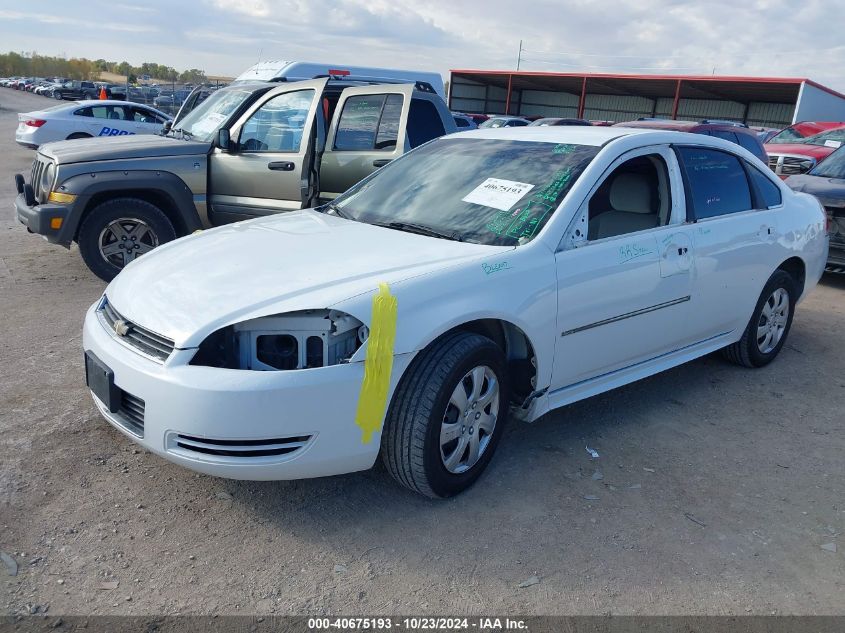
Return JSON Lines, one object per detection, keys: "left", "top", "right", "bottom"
{"left": 190, "top": 310, "right": 367, "bottom": 371}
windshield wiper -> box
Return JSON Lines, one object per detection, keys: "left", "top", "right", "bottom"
{"left": 377, "top": 221, "right": 464, "bottom": 242}
{"left": 319, "top": 202, "right": 354, "bottom": 219}
{"left": 167, "top": 127, "right": 192, "bottom": 140}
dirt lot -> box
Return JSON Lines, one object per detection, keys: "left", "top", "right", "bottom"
{"left": 0, "top": 89, "right": 843, "bottom": 617}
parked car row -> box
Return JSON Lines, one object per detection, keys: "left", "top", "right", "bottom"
{"left": 1, "top": 77, "right": 214, "bottom": 118}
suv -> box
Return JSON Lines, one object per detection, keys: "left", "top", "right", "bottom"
{"left": 53, "top": 80, "right": 98, "bottom": 101}
{"left": 614, "top": 119, "right": 768, "bottom": 164}
{"left": 15, "top": 77, "right": 456, "bottom": 281}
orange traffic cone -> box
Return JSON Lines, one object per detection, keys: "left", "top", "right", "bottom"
{"left": 99, "top": 87, "right": 107, "bottom": 100}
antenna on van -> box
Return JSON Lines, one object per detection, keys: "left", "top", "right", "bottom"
{"left": 256, "top": 48, "right": 263, "bottom": 75}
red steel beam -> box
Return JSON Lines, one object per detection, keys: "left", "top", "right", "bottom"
{"left": 505, "top": 73, "right": 513, "bottom": 115}
{"left": 577, "top": 76, "right": 587, "bottom": 118}
{"left": 671, "top": 79, "right": 682, "bottom": 120}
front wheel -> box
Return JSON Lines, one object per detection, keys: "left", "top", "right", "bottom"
{"left": 381, "top": 332, "right": 510, "bottom": 498}
{"left": 722, "top": 270, "right": 797, "bottom": 368}
{"left": 77, "top": 198, "right": 176, "bottom": 282}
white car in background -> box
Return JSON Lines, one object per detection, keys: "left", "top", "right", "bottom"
{"left": 15, "top": 100, "right": 171, "bottom": 149}
{"left": 82, "top": 126, "right": 827, "bottom": 498}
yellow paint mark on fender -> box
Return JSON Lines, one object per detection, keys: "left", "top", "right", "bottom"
{"left": 355, "top": 282, "right": 398, "bottom": 444}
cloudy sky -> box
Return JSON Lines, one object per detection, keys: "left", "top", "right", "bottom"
{"left": 1, "top": 0, "right": 844, "bottom": 90}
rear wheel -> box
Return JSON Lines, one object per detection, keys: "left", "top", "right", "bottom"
{"left": 77, "top": 198, "right": 176, "bottom": 282}
{"left": 66, "top": 132, "right": 92, "bottom": 140}
{"left": 381, "top": 332, "right": 509, "bottom": 498}
{"left": 722, "top": 270, "right": 797, "bottom": 368}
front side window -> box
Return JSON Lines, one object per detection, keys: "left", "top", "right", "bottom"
{"left": 677, "top": 147, "right": 752, "bottom": 219}
{"left": 238, "top": 89, "right": 315, "bottom": 153}
{"left": 332, "top": 138, "right": 600, "bottom": 246}
{"left": 588, "top": 154, "right": 672, "bottom": 240}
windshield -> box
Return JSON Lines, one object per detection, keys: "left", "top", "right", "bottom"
{"left": 332, "top": 137, "right": 600, "bottom": 246}
{"left": 798, "top": 128, "right": 845, "bottom": 148}
{"left": 172, "top": 87, "right": 256, "bottom": 141}
{"left": 809, "top": 146, "right": 845, "bottom": 179}
{"left": 768, "top": 125, "right": 807, "bottom": 144}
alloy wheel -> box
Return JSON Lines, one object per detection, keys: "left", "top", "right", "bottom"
{"left": 98, "top": 218, "right": 159, "bottom": 269}
{"left": 440, "top": 365, "right": 500, "bottom": 474}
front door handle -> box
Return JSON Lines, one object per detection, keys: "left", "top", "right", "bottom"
{"left": 268, "top": 161, "right": 294, "bottom": 171}
{"left": 372, "top": 159, "right": 391, "bottom": 168}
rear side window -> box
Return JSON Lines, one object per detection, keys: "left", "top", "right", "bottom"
{"left": 677, "top": 147, "right": 752, "bottom": 219}
{"left": 407, "top": 99, "right": 446, "bottom": 148}
{"left": 736, "top": 133, "right": 764, "bottom": 159}
{"left": 711, "top": 130, "right": 738, "bottom": 144}
{"left": 74, "top": 107, "right": 92, "bottom": 117}
{"left": 334, "top": 94, "right": 404, "bottom": 151}
{"left": 747, "top": 164, "right": 783, "bottom": 208}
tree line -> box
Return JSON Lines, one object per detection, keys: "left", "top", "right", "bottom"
{"left": 0, "top": 52, "right": 207, "bottom": 84}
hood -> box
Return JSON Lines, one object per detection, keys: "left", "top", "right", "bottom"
{"left": 107, "top": 210, "right": 509, "bottom": 348}
{"left": 785, "top": 174, "right": 845, "bottom": 208}
{"left": 39, "top": 134, "right": 210, "bottom": 165}
{"left": 764, "top": 142, "right": 835, "bottom": 160}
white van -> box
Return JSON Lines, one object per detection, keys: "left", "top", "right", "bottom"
{"left": 234, "top": 60, "right": 445, "bottom": 98}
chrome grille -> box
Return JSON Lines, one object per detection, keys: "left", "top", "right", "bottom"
{"left": 767, "top": 154, "right": 815, "bottom": 177}
{"left": 30, "top": 157, "right": 46, "bottom": 202}
{"left": 172, "top": 434, "right": 312, "bottom": 458}
{"left": 117, "top": 392, "right": 145, "bottom": 437}
{"left": 99, "top": 297, "right": 175, "bottom": 362}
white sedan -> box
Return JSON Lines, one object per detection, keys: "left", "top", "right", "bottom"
{"left": 15, "top": 100, "right": 170, "bottom": 149}
{"left": 82, "top": 126, "right": 828, "bottom": 498}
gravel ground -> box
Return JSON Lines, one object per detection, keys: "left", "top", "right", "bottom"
{"left": 1, "top": 89, "right": 843, "bottom": 617}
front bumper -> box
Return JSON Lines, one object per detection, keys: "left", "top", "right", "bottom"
{"left": 15, "top": 190, "right": 73, "bottom": 245}
{"left": 82, "top": 301, "right": 413, "bottom": 480}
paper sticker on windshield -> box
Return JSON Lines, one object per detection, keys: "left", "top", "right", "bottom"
{"left": 462, "top": 178, "right": 534, "bottom": 211}
{"left": 824, "top": 140, "right": 842, "bottom": 149}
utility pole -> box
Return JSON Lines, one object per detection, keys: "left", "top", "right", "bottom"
{"left": 517, "top": 40, "right": 523, "bottom": 71}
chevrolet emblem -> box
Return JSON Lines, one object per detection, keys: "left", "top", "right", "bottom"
{"left": 113, "top": 319, "right": 131, "bottom": 337}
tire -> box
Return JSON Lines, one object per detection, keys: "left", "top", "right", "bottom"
{"left": 77, "top": 198, "right": 176, "bottom": 282}
{"left": 66, "top": 133, "right": 92, "bottom": 140}
{"left": 54, "top": 92, "right": 62, "bottom": 100}
{"left": 381, "top": 332, "right": 510, "bottom": 498}
{"left": 722, "top": 270, "right": 797, "bottom": 368}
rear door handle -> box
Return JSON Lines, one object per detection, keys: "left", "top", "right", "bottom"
{"left": 372, "top": 159, "right": 391, "bottom": 168}
{"left": 268, "top": 161, "right": 294, "bottom": 171}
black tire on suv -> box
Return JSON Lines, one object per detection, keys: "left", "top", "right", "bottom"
{"left": 77, "top": 198, "right": 177, "bottom": 282}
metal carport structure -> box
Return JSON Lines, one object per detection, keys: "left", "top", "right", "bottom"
{"left": 448, "top": 71, "right": 845, "bottom": 128}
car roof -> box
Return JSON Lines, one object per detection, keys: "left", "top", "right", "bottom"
{"left": 447, "top": 126, "right": 768, "bottom": 156}
{"left": 454, "top": 125, "right": 650, "bottom": 145}
{"left": 73, "top": 99, "right": 160, "bottom": 107}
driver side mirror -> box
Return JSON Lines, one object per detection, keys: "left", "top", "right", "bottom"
{"left": 161, "top": 120, "right": 172, "bottom": 135}
{"left": 218, "top": 128, "right": 234, "bottom": 152}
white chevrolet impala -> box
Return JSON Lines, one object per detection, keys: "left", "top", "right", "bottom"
{"left": 82, "top": 126, "right": 828, "bottom": 498}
